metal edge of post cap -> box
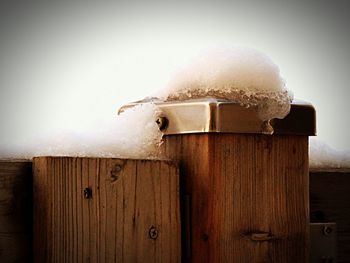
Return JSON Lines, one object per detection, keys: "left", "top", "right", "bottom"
{"left": 118, "top": 98, "right": 316, "bottom": 136}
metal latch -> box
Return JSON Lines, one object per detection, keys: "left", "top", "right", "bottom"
{"left": 310, "top": 223, "right": 337, "bottom": 263}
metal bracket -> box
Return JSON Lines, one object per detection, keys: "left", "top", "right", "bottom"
{"left": 310, "top": 223, "right": 337, "bottom": 263}
{"left": 119, "top": 98, "right": 316, "bottom": 136}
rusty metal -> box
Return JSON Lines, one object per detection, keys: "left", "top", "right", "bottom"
{"left": 119, "top": 98, "right": 316, "bottom": 136}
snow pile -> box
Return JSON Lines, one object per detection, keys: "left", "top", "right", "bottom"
{"left": 156, "top": 47, "right": 293, "bottom": 120}
{"left": 0, "top": 103, "right": 163, "bottom": 160}
{"left": 309, "top": 138, "right": 350, "bottom": 169}
{"left": 0, "top": 47, "right": 295, "bottom": 160}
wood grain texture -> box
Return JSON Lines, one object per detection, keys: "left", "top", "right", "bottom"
{"left": 0, "top": 160, "right": 32, "bottom": 263}
{"left": 162, "top": 134, "right": 309, "bottom": 263}
{"left": 33, "top": 157, "right": 181, "bottom": 263}
{"left": 310, "top": 169, "right": 350, "bottom": 263}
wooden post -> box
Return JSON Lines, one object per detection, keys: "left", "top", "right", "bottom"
{"left": 33, "top": 157, "right": 181, "bottom": 262}
{"left": 118, "top": 97, "right": 315, "bottom": 262}
{"left": 0, "top": 160, "right": 32, "bottom": 263}
{"left": 162, "top": 134, "right": 309, "bottom": 262}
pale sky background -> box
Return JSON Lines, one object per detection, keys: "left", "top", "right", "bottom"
{"left": 0, "top": 0, "right": 349, "bottom": 151}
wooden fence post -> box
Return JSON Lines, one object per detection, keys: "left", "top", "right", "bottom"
{"left": 0, "top": 160, "right": 32, "bottom": 263}
{"left": 163, "top": 134, "right": 309, "bottom": 262}
{"left": 124, "top": 98, "right": 316, "bottom": 263}
{"left": 33, "top": 157, "right": 181, "bottom": 262}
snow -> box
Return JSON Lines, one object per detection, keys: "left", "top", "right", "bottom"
{"left": 156, "top": 47, "right": 293, "bottom": 121}
{"left": 0, "top": 103, "right": 163, "bottom": 160}
{"left": 2, "top": 47, "right": 349, "bottom": 168}
{"left": 309, "top": 138, "right": 350, "bottom": 169}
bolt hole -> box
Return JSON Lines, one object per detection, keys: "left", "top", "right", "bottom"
{"left": 156, "top": 117, "right": 168, "bottom": 131}
{"left": 323, "top": 226, "right": 333, "bottom": 236}
{"left": 83, "top": 188, "right": 92, "bottom": 199}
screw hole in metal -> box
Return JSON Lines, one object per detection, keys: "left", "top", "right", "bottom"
{"left": 323, "top": 226, "right": 333, "bottom": 236}
{"left": 156, "top": 117, "right": 168, "bottom": 131}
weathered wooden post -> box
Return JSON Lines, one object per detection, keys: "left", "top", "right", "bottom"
{"left": 0, "top": 160, "right": 32, "bottom": 263}
{"left": 33, "top": 157, "right": 181, "bottom": 262}
{"left": 149, "top": 98, "right": 315, "bottom": 262}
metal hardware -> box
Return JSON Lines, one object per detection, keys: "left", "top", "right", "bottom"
{"left": 114, "top": 165, "right": 122, "bottom": 173}
{"left": 310, "top": 223, "right": 336, "bottom": 263}
{"left": 323, "top": 226, "right": 333, "bottom": 236}
{"left": 149, "top": 226, "right": 158, "bottom": 240}
{"left": 119, "top": 98, "right": 316, "bottom": 136}
{"left": 110, "top": 165, "right": 122, "bottom": 182}
{"left": 83, "top": 188, "right": 92, "bottom": 199}
{"left": 156, "top": 117, "right": 168, "bottom": 131}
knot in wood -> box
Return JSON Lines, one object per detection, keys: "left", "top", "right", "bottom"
{"left": 249, "top": 232, "right": 274, "bottom": 242}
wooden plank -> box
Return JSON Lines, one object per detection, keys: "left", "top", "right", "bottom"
{"left": 162, "top": 134, "right": 309, "bottom": 262}
{"left": 0, "top": 160, "right": 32, "bottom": 263}
{"left": 33, "top": 157, "right": 181, "bottom": 263}
{"left": 310, "top": 169, "right": 350, "bottom": 263}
